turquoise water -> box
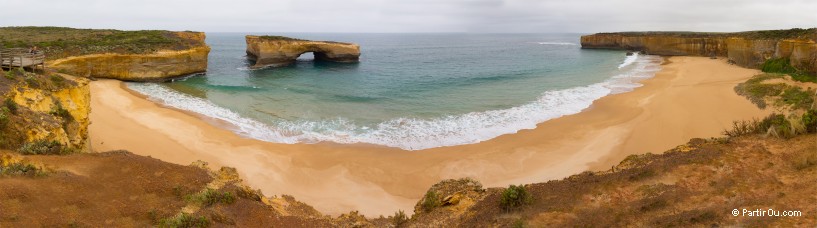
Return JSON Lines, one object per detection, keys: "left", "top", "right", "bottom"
{"left": 128, "top": 33, "right": 661, "bottom": 150}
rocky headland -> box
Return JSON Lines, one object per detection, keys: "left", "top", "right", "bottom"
{"left": 245, "top": 35, "right": 360, "bottom": 68}
{"left": 581, "top": 28, "right": 817, "bottom": 75}
{"left": 0, "top": 27, "right": 210, "bottom": 81}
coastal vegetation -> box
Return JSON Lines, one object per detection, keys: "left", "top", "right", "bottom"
{"left": 0, "top": 154, "right": 47, "bottom": 177}
{"left": 500, "top": 184, "right": 532, "bottom": 211}
{"left": 187, "top": 188, "right": 236, "bottom": 207}
{"left": 760, "top": 58, "right": 817, "bottom": 82}
{"left": 0, "top": 26, "right": 203, "bottom": 60}
{"left": 734, "top": 73, "right": 815, "bottom": 109}
{"left": 420, "top": 191, "right": 441, "bottom": 212}
{"left": 257, "top": 35, "right": 305, "bottom": 41}
{"left": 159, "top": 213, "right": 210, "bottom": 228}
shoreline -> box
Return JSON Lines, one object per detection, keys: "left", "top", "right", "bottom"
{"left": 89, "top": 56, "right": 770, "bottom": 216}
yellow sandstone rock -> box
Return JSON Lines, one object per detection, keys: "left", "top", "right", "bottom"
{"left": 245, "top": 35, "right": 360, "bottom": 68}
{"left": 47, "top": 32, "right": 210, "bottom": 81}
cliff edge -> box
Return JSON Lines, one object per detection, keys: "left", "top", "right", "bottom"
{"left": 580, "top": 28, "right": 817, "bottom": 75}
{"left": 245, "top": 35, "right": 360, "bottom": 68}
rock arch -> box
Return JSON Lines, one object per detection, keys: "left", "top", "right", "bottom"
{"left": 245, "top": 35, "right": 360, "bottom": 68}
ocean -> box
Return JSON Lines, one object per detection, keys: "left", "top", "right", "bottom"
{"left": 127, "top": 33, "right": 661, "bottom": 150}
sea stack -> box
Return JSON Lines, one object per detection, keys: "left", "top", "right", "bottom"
{"left": 245, "top": 35, "right": 360, "bottom": 68}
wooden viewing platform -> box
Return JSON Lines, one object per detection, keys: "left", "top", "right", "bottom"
{"left": 0, "top": 48, "right": 45, "bottom": 70}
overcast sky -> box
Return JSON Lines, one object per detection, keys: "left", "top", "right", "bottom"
{"left": 0, "top": 0, "right": 814, "bottom": 33}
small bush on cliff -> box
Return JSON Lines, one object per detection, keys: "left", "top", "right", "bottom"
{"left": 0, "top": 161, "right": 47, "bottom": 177}
{"left": 24, "top": 75, "right": 40, "bottom": 88}
{"left": 758, "top": 114, "right": 795, "bottom": 138}
{"left": 18, "top": 140, "right": 64, "bottom": 155}
{"left": 420, "top": 191, "right": 440, "bottom": 212}
{"left": 0, "top": 110, "right": 8, "bottom": 127}
{"left": 500, "top": 184, "right": 532, "bottom": 211}
{"left": 50, "top": 101, "right": 73, "bottom": 121}
{"left": 187, "top": 188, "right": 236, "bottom": 207}
{"left": 159, "top": 213, "right": 209, "bottom": 228}
{"left": 3, "top": 70, "right": 13, "bottom": 80}
{"left": 49, "top": 74, "right": 65, "bottom": 86}
{"left": 802, "top": 110, "right": 817, "bottom": 133}
{"left": 391, "top": 210, "right": 409, "bottom": 226}
{"left": 3, "top": 98, "right": 18, "bottom": 114}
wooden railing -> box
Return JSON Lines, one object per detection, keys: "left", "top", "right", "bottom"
{"left": 0, "top": 48, "right": 46, "bottom": 70}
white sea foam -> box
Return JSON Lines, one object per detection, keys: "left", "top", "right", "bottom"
{"left": 536, "top": 42, "right": 579, "bottom": 46}
{"left": 128, "top": 55, "right": 662, "bottom": 150}
{"left": 618, "top": 52, "right": 639, "bottom": 69}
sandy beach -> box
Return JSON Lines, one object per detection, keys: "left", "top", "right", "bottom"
{"left": 89, "top": 56, "right": 770, "bottom": 216}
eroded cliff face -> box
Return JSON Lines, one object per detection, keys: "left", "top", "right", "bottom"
{"left": 581, "top": 33, "right": 817, "bottom": 74}
{"left": 47, "top": 32, "right": 210, "bottom": 81}
{"left": 1, "top": 74, "right": 90, "bottom": 152}
{"left": 245, "top": 35, "right": 360, "bottom": 68}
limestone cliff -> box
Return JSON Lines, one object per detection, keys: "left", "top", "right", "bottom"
{"left": 245, "top": 35, "right": 360, "bottom": 68}
{"left": 1, "top": 71, "right": 90, "bottom": 152}
{"left": 46, "top": 32, "right": 210, "bottom": 81}
{"left": 580, "top": 29, "right": 817, "bottom": 74}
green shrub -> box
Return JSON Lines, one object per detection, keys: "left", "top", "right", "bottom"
{"left": 392, "top": 210, "right": 408, "bottom": 226}
{"left": 188, "top": 188, "right": 236, "bottom": 207}
{"left": 420, "top": 191, "right": 440, "bottom": 212}
{"left": 50, "top": 74, "right": 65, "bottom": 86}
{"left": 758, "top": 114, "right": 795, "bottom": 138}
{"left": 761, "top": 58, "right": 798, "bottom": 74}
{"left": 159, "top": 213, "right": 209, "bottom": 228}
{"left": 18, "top": 140, "right": 64, "bottom": 155}
{"left": 723, "top": 119, "right": 761, "bottom": 137}
{"left": 500, "top": 185, "right": 532, "bottom": 211}
{"left": 50, "top": 102, "right": 73, "bottom": 121}
{"left": 760, "top": 58, "right": 817, "bottom": 83}
{"left": 802, "top": 110, "right": 817, "bottom": 133}
{"left": 3, "top": 70, "right": 13, "bottom": 80}
{"left": 24, "top": 76, "right": 39, "bottom": 88}
{"left": 3, "top": 98, "right": 18, "bottom": 114}
{"left": 0, "top": 162, "right": 47, "bottom": 177}
{"left": 0, "top": 110, "right": 8, "bottom": 127}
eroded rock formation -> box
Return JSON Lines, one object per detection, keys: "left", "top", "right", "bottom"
{"left": 245, "top": 35, "right": 360, "bottom": 68}
{"left": 2, "top": 73, "right": 91, "bottom": 152}
{"left": 580, "top": 30, "right": 817, "bottom": 74}
{"left": 47, "top": 32, "right": 210, "bottom": 81}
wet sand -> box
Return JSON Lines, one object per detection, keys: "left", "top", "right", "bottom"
{"left": 89, "top": 56, "right": 770, "bottom": 216}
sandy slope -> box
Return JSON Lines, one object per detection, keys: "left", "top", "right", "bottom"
{"left": 89, "top": 56, "right": 770, "bottom": 216}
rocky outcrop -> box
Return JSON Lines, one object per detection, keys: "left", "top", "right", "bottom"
{"left": 245, "top": 35, "right": 360, "bottom": 68}
{"left": 47, "top": 32, "right": 210, "bottom": 82}
{"left": 2, "top": 73, "right": 91, "bottom": 152}
{"left": 581, "top": 30, "right": 817, "bottom": 74}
